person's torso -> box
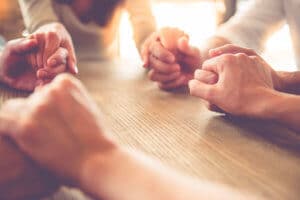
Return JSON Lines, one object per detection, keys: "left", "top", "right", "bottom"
{"left": 53, "top": 1, "right": 124, "bottom": 61}
{"left": 283, "top": 0, "right": 300, "bottom": 69}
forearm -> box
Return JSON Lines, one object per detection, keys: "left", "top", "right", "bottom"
{"left": 78, "top": 146, "right": 259, "bottom": 200}
{"left": 0, "top": 137, "right": 58, "bottom": 199}
{"left": 255, "top": 88, "right": 300, "bottom": 132}
{"left": 270, "top": 93, "right": 300, "bottom": 132}
{"left": 18, "top": 0, "right": 59, "bottom": 33}
{"left": 276, "top": 71, "right": 300, "bottom": 94}
{"left": 127, "top": 0, "right": 157, "bottom": 54}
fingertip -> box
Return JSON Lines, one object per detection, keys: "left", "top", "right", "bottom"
{"left": 142, "top": 57, "right": 149, "bottom": 68}
{"left": 47, "top": 58, "right": 57, "bottom": 67}
{"left": 36, "top": 69, "right": 50, "bottom": 79}
{"left": 209, "top": 49, "right": 221, "bottom": 58}
{"left": 188, "top": 79, "right": 197, "bottom": 89}
{"left": 68, "top": 59, "right": 78, "bottom": 74}
{"left": 74, "top": 65, "right": 79, "bottom": 74}
{"left": 177, "top": 36, "right": 188, "bottom": 48}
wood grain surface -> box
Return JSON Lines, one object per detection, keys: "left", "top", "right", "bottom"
{"left": 1, "top": 60, "right": 300, "bottom": 200}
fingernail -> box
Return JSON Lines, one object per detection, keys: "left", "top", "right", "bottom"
{"left": 74, "top": 65, "right": 79, "bottom": 74}
{"left": 50, "top": 59, "right": 57, "bottom": 67}
{"left": 37, "top": 70, "right": 49, "bottom": 79}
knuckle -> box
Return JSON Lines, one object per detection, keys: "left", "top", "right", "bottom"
{"left": 221, "top": 54, "right": 234, "bottom": 63}
{"left": 19, "top": 118, "right": 36, "bottom": 134}
{"left": 35, "top": 99, "right": 52, "bottom": 114}
{"left": 53, "top": 74, "right": 83, "bottom": 93}
{"left": 49, "top": 84, "right": 64, "bottom": 97}
{"left": 236, "top": 53, "right": 248, "bottom": 59}
{"left": 35, "top": 32, "right": 44, "bottom": 38}
{"left": 224, "top": 44, "right": 235, "bottom": 49}
{"left": 55, "top": 74, "right": 75, "bottom": 88}
{"left": 246, "top": 48, "right": 256, "bottom": 55}
{"left": 6, "top": 40, "right": 14, "bottom": 48}
{"left": 47, "top": 31, "right": 59, "bottom": 41}
{"left": 250, "top": 55, "right": 260, "bottom": 63}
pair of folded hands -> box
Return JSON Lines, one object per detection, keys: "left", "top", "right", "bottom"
{"left": 0, "top": 23, "right": 78, "bottom": 92}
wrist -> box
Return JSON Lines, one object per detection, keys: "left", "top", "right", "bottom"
{"left": 249, "top": 87, "right": 286, "bottom": 120}
{"left": 75, "top": 141, "right": 121, "bottom": 191}
{"left": 273, "top": 71, "right": 291, "bottom": 92}
{"left": 35, "top": 22, "right": 65, "bottom": 33}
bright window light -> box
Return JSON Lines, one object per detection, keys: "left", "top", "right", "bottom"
{"left": 119, "top": 1, "right": 296, "bottom": 71}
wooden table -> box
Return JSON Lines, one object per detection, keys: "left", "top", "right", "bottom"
{"left": 1, "top": 60, "right": 300, "bottom": 200}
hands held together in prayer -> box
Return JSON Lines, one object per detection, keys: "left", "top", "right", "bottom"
{"left": 0, "top": 74, "right": 118, "bottom": 195}
{"left": 0, "top": 22, "right": 77, "bottom": 91}
{"left": 141, "top": 27, "right": 201, "bottom": 90}
{"left": 142, "top": 27, "right": 288, "bottom": 119}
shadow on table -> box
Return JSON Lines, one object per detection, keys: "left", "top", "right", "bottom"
{"left": 206, "top": 114, "right": 300, "bottom": 153}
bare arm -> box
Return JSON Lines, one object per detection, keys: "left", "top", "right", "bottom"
{"left": 261, "top": 90, "right": 300, "bottom": 132}
{"left": 78, "top": 147, "right": 260, "bottom": 200}
{"left": 0, "top": 74, "right": 261, "bottom": 200}
{"left": 18, "top": 0, "right": 59, "bottom": 33}
{"left": 126, "top": 0, "right": 157, "bottom": 53}
{"left": 276, "top": 71, "right": 300, "bottom": 94}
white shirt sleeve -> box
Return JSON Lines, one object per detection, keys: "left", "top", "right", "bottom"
{"left": 18, "top": 0, "right": 59, "bottom": 33}
{"left": 216, "top": 0, "right": 285, "bottom": 52}
{"left": 125, "top": 0, "right": 157, "bottom": 50}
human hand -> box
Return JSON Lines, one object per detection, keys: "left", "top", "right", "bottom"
{"left": 141, "top": 28, "right": 201, "bottom": 90}
{"left": 0, "top": 74, "right": 116, "bottom": 185}
{"left": 31, "top": 22, "right": 78, "bottom": 75}
{"left": 0, "top": 38, "right": 69, "bottom": 91}
{"left": 208, "top": 44, "right": 283, "bottom": 91}
{"left": 189, "top": 45, "right": 277, "bottom": 118}
{"left": 29, "top": 46, "right": 69, "bottom": 87}
{"left": 0, "top": 38, "right": 38, "bottom": 91}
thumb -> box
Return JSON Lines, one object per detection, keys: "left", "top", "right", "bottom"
{"left": 189, "top": 79, "right": 217, "bottom": 102}
{"left": 62, "top": 41, "right": 78, "bottom": 75}
{"left": 194, "top": 69, "right": 218, "bottom": 85}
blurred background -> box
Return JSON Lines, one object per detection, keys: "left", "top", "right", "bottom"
{"left": 0, "top": 0, "right": 295, "bottom": 71}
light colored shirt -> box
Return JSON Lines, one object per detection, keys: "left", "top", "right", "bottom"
{"left": 18, "top": 0, "right": 156, "bottom": 60}
{"left": 216, "top": 0, "right": 300, "bottom": 69}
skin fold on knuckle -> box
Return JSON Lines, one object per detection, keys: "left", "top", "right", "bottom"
{"left": 47, "top": 31, "right": 60, "bottom": 43}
